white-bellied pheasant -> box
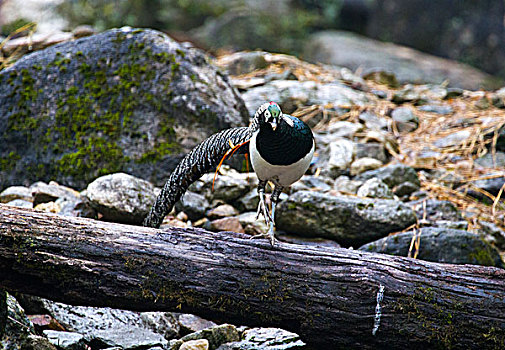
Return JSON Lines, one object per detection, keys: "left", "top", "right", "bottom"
{"left": 143, "top": 102, "right": 315, "bottom": 244}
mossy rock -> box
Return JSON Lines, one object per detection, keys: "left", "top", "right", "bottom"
{"left": 0, "top": 27, "right": 249, "bottom": 190}
{"left": 276, "top": 191, "right": 417, "bottom": 247}
{"left": 359, "top": 227, "right": 504, "bottom": 268}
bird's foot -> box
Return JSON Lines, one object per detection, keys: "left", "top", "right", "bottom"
{"left": 249, "top": 220, "right": 277, "bottom": 246}
{"left": 255, "top": 194, "right": 272, "bottom": 225}
{"left": 249, "top": 229, "right": 277, "bottom": 246}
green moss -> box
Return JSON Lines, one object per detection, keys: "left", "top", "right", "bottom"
{"left": 394, "top": 285, "right": 464, "bottom": 348}
{"left": 357, "top": 202, "right": 374, "bottom": 210}
{"left": 111, "top": 31, "right": 127, "bottom": 44}
{"left": 3, "top": 33, "right": 187, "bottom": 184}
{"left": 0, "top": 151, "right": 20, "bottom": 171}
{"left": 287, "top": 202, "right": 297, "bottom": 210}
{"left": 175, "top": 49, "right": 186, "bottom": 58}
{"left": 468, "top": 244, "right": 497, "bottom": 267}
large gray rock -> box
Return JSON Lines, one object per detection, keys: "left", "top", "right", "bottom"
{"left": 190, "top": 172, "right": 257, "bottom": 205}
{"left": 408, "top": 199, "right": 462, "bottom": 223}
{"left": 0, "top": 27, "right": 249, "bottom": 190}
{"left": 217, "top": 327, "right": 305, "bottom": 349}
{"left": 355, "top": 163, "right": 420, "bottom": 196}
{"left": 276, "top": 191, "right": 417, "bottom": 246}
{"left": 30, "top": 181, "right": 80, "bottom": 206}
{"left": 41, "top": 299, "right": 178, "bottom": 349}
{"left": 0, "top": 186, "right": 32, "bottom": 203}
{"left": 303, "top": 30, "right": 500, "bottom": 90}
{"left": 176, "top": 191, "right": 211, "bottom": 221}
{"left": 43, "top": 330, "right": 85, "bottom": 350}
{"left": 85, "top": 172, "right": 159, "bottom": 225}
{"left": 170, "top": 324, "right": 240, "bottom": 350}
{"left": 317, "top": 139, "right": 355, "bottom": 178}
{"left": 357, "top": 178, "right": 394, "bottom": 199}
{"left": 359, "top": 228, "right": 504, "bottom": 268}
{"left": 177, "top": 314, "right": 217, "bottom": 336}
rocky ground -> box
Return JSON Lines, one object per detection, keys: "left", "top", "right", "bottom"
{"left": 1, "top": 27, "right": 505, "bottom": 350}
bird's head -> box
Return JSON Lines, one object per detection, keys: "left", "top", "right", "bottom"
{"left": 255, "top": 102, "right": 284, "bottom": 131}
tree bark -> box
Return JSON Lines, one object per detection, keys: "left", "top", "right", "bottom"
{"left": 0, "top": 205, "right": 504, "bottom": 349}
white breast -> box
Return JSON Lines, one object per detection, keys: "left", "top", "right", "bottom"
{"left": 249, "top": 132, "right": 315, "bottom": 187}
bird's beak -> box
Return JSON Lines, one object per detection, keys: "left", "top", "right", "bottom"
{"left": 270, "top": 120, "right": 277, "bottom": 131}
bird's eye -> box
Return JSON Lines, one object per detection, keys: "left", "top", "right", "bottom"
{"left": 264, "top": 110, "right": 271, "bottom": 121}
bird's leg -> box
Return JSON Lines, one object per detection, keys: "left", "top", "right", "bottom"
{"left": 255, "top": 180, "right": 272, "bottom": 225}
{"left": 251, "top": 185, "right": 283, "bottom": 245}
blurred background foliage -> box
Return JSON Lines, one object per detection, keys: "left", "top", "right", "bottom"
{"left": 54, "top": 0, "right": 348, "bottom": 55}
{"left": 1, "top": 0, "right": 505, "bottom": 79}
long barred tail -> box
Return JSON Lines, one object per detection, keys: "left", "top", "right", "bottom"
{"left": 143, "top": 127, "right": 251, "bottom": 228}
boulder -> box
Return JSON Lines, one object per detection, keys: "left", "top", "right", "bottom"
{"left": 206, "top": 204, "right": 239, "bottom": 219}
{"left": 417, "top": 103, "right": 453, "bottom": 115}
{"left": 190, "top": 172, "right": 257, "bottom": 204}
{"left": 408, "top": 199, "right": 462, "bottom": 223}
{"left": 392, "top": 84, "right": 449, "bottom": 104}
{"left": 390, "top": 107, "right": 419, "bottom": 133}
{"left": 235, "top": 212, "right": 268, "bottom": 236}
{"left": 350, "top": 157, "right": 383, "bottom": 176}
{"left": 276, "top": 191, "right": 417, "bottom": 247}
{"left": 0, "top": 27, "right": 248, "bottom": 190}
{"left": 43, "top": 330, "right": 85, "bottom": 350}
{"left": 216, "top": 327, "right": 305, "bottom": 349}
{"left": 235, "top": 189, "right": 260, "bottom": 212}
{"left": 357, "top": 178, "right": 394, "bottom": 199}
{"left": 85, "top": 173, "right": 159, "bottom": 225}
{"left": 355, "top": 143, "right": 389, "bottom": 163}
{"left": 177, "top": 314, "right": 217, "bottom": 336}
{"left": 355, "top": 164, "right": 420, "bottom": 196}
{"left": 209, "top": 217, "right": 245, "bottom": 234}
{"left": 303, "top": 30, "right": 500, "bottom": 90}
{"left": 169, "top": 324, "right": 240, "bottom": 350}
{"left": 325, "top": 121, "right": 363, "bottom": 138}
{"left": 216, "top": 51, "right": 269, "bottom": 76}
{"left": 30, "top": 181, "right": 81, "bottom": 207}
{"left": 175, "top": 191, "right": 211, "bottom": 221}
{"left": 358, "top": 111, "right": 388, "bottom": 131}
{"left": 359, "top": 228, "right": 504, "bottom": 268}
{"left": 333, "top": 176, "right": 363, "bottom": 195}
{"left": 40, "top": 298, "right": 178, "bottom": 349}
{"left": 0, "top": 185, "right": 32, "bottom": 203}
{"left": 318, "top": 139, "right": 355, "bottom": 178}
{"left": 180, "top": 339, "right": 209, "bottom": 350}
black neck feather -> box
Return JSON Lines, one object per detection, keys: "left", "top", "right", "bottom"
{"left": 256, "top": 118, "right": 313, "bottom": 166}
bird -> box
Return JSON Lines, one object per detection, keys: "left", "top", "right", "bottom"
{"left": 143, "top": 102, "right": 315, "bottom": 245}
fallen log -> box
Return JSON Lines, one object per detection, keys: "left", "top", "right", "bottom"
{"left": 0, "top": 204, "right": 504, "bottom": 349}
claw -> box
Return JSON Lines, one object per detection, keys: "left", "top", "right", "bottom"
{"left": 256, "top": 191, "right": 272, "bottom": 225}
{"left": 252, "top": 199, "right": 278, "bottom": 245}
{"left": 249, "top": 225, "right": 277, "bottom": 246}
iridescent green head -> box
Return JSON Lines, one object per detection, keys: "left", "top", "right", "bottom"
{"left": 256, "top": 101, "right": 283, "bottom": 131}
